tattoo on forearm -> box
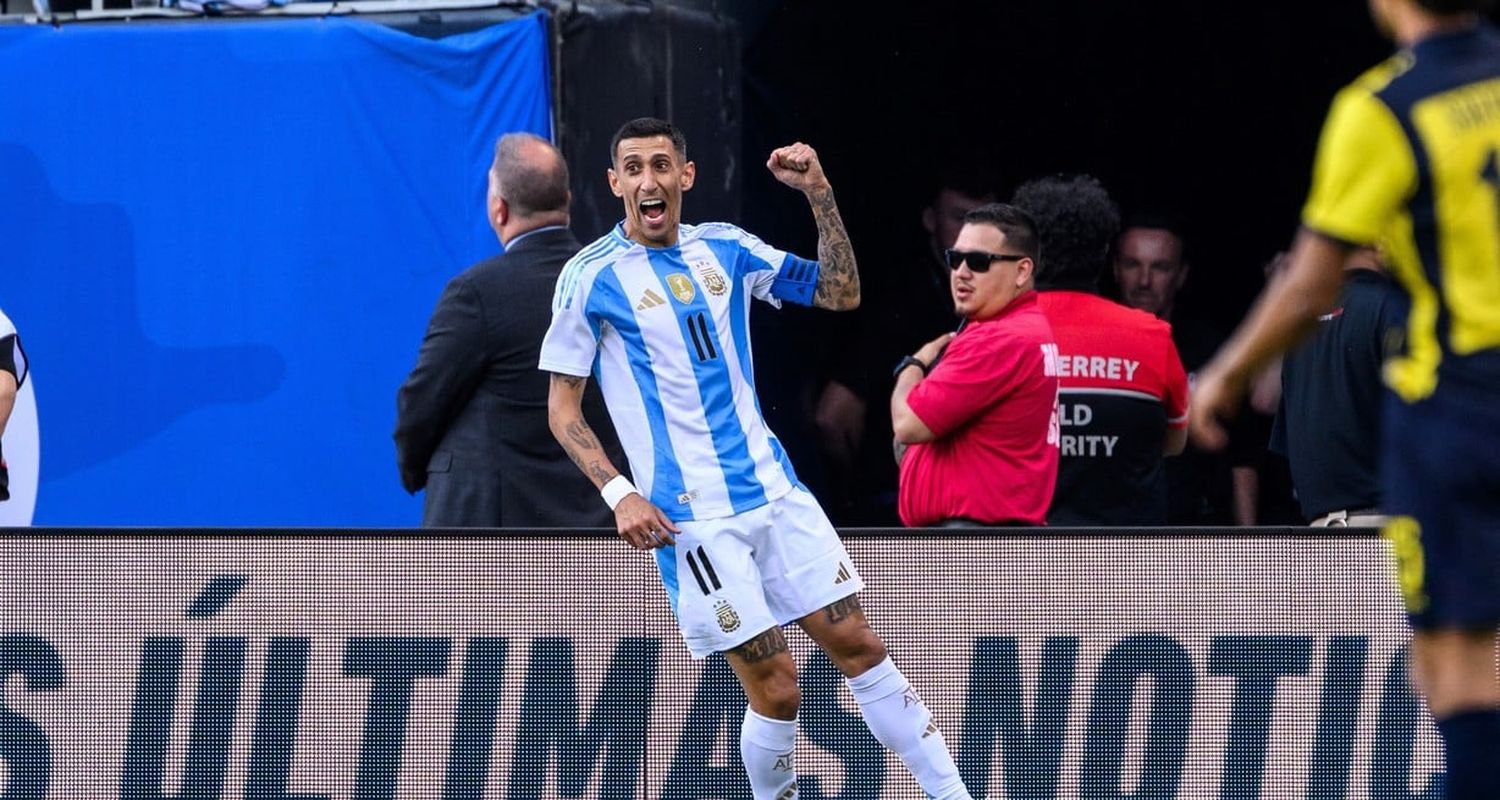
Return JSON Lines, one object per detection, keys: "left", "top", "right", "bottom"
{"left": 731, "top": 627, "right": 789, "bottom": 664}
{"left": 808, "top": 187, "right": 860, "bottom": 310}
{"left": 551, "top": 374, "right": 616, "bottom": 488}
{"left": 565, "top": 419, "right": 602, "bottom": 452}
{"left": 559, "top": 425, "right": 615, "bottom": 489}
{"left": 562, "top": 443, "right": 587, "bottom": 473}
{"left": 824, "top": 594, "right": 862, "bottom": 624}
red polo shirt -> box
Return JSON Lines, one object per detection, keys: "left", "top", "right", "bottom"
{"left": 1037, "top": 290, "right": 1190, "bottom": 525}
{"left": 898, "top": 292, "right": 1060, "bottom": 526}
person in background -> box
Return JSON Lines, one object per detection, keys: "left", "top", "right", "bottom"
{"left": 395, "top": 132, "right": 622, "bottom": 527}
{"left": 1225, "top": 252, "right": 1300, "bottom": 526}
{"left": 813, "top": 170, "right": 996, "bottom": 524}
{"left": 1013, "top": 175, "right": 1189, "bottom": 525}
{"left": 1270, "top": 246, "right": 1401, "bottom": 527}
{"left": 0, "top": 307, "right": 27, "bottom": 503}
{"left": 1115, "top": 216, "right": 1234, "bottom": 524}
{"left": 1191, "top": 1, "right": 1500, "bottom": 795}
{"left": 892, "top": 203, "right": 1059, "bottom": 527}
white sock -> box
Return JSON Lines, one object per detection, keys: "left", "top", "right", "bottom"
{"left": 846, "top": 657, "right": 970, "bottom": 800}
{"left": 740, "top": 708, "right": 799, "bottom": 800}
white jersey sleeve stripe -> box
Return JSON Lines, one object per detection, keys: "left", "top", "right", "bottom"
{"left": 539, "top": 255, "right": 602, "bottom": 377}
{"left": 554, "top": 235, "right": 623, "bottom": 313}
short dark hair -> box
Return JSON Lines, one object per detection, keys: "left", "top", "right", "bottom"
{"left": 963, "top": 203, "right": 1039, "bottom": 261}
{"left": 924, "top": 156, "right": 998, "bottom": 208}
{"left": 1119, "top": 210, "right": 1190, "bottom": 264}
{"left": 609, "top": 117, "right": 688, "bottom": 166}
{"left": 492, "top": 132, "right": 569, "bottom": 216}
{"left": 1414, "top": 0, "right": 1495, "bottom": 13}
{"left": 1010, "top": 174, "right": 1120, "bottom": 291}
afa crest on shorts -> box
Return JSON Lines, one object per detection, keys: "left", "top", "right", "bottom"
{"left": 714, "top": 599, "right": 741, "bottom": 633}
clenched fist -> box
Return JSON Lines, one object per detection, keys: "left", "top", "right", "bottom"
{"left": 766, "top": 142, "right": 830, "bottom": 193}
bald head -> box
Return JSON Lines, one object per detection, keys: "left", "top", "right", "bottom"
{"left": 488, "top": 133, "right": 570, "bottom": 244}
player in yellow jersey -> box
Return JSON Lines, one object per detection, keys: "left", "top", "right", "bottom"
{"left": 1190, "top": 1, "right": 1500, "bottom": 797}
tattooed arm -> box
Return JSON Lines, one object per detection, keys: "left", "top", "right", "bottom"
{"left": 548, "top": 372, "right": 677, "bottom": 548}
{"left": 546, "top": 372, "right": 618, "bottom": 489}
{"left": 806, "top": 184, "right": 859, "bottom": 310}
{"left": 766, "top": 142, "right": 860, "bottom": 311}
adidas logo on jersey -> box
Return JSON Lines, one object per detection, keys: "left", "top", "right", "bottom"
{"left": 636, "top": 289, "right": 667, "bottom": 311}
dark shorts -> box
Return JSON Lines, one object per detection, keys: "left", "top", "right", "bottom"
{"left": 1380, "top": 387, "right": 1500, "bottom": 630}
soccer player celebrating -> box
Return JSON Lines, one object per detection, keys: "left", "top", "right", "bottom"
{"left": 1190, "top": 2, "right": 1500, "bottom": 797}
{"left": 540, "top": 118, "right": 974, "bottom": 799}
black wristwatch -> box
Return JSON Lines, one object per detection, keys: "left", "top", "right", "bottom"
{"left": 893, "top": 355, "right": 928, "bottom": 379}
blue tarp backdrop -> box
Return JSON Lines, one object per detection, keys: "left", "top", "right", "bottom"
{"left": 0, "top": 12, "right": 553, "bottom": 524}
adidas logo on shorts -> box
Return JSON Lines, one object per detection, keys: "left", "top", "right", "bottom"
{"left": 834, "top": 562, "right": 852, "bottom": 585}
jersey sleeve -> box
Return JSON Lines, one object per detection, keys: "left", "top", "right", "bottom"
{"left": 906, "top": 328, "right": 1028, "bottom": 437}
{"left": 0, "top": 335, "right": 17, "bottom": 384}
{"left": 1301, "top": 85, "right": 1417, "bottom": 246}
{"left": 539, "top": 267, "right": 600, "bottom": 377}
{"left": 733, "top": 226, "right": 821, "bottom": 308}
{"left": 0, "top": 310, "right": 24, "bottom": 387}
{"left": 1161, "top": 332, "right": 1190, "bottom": 429}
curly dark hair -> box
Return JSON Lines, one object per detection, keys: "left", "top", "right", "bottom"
{"left": 1010, "top": 174, "right": 1120, "bottom": 292}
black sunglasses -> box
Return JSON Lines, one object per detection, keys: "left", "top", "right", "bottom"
{"left": 945, "top": 249, "right": 1029, "bottom": 273}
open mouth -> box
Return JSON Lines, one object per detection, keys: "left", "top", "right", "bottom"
{"left": 639, "top": 198, "right": 667, "bottom": 224}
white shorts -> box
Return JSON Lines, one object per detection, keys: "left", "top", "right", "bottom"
{"left": 654, "top": 486, "right": 864, "bottom": 659}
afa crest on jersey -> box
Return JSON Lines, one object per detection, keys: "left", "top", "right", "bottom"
{"left": 694, "top": 260, "right": 729, "bottom": 296}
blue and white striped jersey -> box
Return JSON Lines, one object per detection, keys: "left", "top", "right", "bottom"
{"left": 540, "top": 221, "right": 821, "bottom": 522}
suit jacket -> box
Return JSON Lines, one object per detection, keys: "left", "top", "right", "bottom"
{"left": 394, "top": 227, "right": 624, "bottom": 527}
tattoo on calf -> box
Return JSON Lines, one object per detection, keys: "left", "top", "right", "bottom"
{"left": 732, "top": 627, "right": 789, "bottom": 664}
{"left": 825, "top": 594, "right": 862, "bottom": 624}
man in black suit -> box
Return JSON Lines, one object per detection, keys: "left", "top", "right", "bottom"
{"left": 395, "top": 132, "right": 622, "bottom": 527}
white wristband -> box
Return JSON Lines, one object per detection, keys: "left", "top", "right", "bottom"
{"left": 600, "top": 475, "right": 638, "bottom": 511}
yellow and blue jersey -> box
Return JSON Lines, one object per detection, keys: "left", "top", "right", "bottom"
{"left": 1302, "top": 23, "right": 1500, "bottom": 403}
{"left": 1305, "top": 23, "right": 1500, "bottom": 629}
